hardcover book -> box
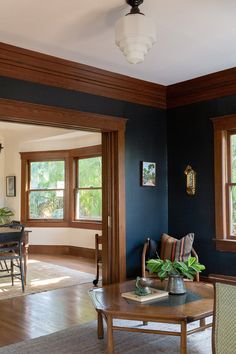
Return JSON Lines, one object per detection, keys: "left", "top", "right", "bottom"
{"left": 121, "top": 288, "right": 169, "bottom": 302}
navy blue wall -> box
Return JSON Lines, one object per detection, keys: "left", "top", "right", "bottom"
{"left": 167, "top": 95, "right": 236, "bottom": 276}
{"left": 0, "top": 76, "right": 168, "bottom": 278}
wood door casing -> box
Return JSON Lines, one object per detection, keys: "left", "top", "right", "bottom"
{"left": 0, "top": 98, "right": 127, "bottom": 284}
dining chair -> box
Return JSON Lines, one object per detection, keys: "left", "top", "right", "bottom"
{"left": 212, "top": 279, "right": 236, "bottom": 354}
{"left": 93, "top": 233, "right": 102, "bottom": 286}
{"left": 0, "top": 223, "right": 25, "bottom": 292}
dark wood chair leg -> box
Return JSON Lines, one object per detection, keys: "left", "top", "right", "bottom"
{"left": 11, "top": 260, "right": 14, "bottom": 286}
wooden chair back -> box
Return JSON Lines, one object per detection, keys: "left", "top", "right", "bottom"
{"left": 141, "top": 237, "right": 200, "bottom": 281}
{"left": 93, "top": 233, "right": 102, "bottom": 286}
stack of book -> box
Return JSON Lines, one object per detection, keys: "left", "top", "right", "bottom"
{"left": 121, "top": 288, "right": 169, "bottom": 302}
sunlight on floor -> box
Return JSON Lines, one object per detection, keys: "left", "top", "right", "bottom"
{"left": 0, "top": 258, "right": 94, "bottom": 299}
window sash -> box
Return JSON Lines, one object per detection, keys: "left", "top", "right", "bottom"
{"left": 28, "top": 159, "right": 66, "bottom": 221}
{"left": 74, "top": 156, "right": 102, "bottom": 222}
{"left": 29, "top": 160, "right": 65, "bottom": 190}
{"left": 28, "top": 190, "right": 65, "bottom": 220}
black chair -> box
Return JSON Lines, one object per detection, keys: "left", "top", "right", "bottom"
{"left": 0, "top": 223, "right": 25, "bottom": 292}
{"left": 93, "top": 233, "right": 102, "bottom": 286}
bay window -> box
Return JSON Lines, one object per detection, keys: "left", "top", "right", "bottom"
{"left": 21, "top": 146, "right": 102, "bottom": 229}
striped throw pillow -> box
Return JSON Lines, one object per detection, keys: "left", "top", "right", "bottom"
{"left": 160, "top": 233, "right": 194, "bottom": 262}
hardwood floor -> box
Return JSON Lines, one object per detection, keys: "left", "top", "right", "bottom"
{"left": 30, "top": 253, "right": 95, "bottom": 274}
{"left": 0, "top": 255, "right": 98, "bottom": 348}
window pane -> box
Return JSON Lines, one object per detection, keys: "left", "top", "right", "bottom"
{"left": 76, "top": 189, "right": 102, "bottom": 221}
{"left": 230, "top": 186, "right": 236, "bottom": 235}
{"left": 29, "top": 191, "right": 64, "bottom": 219}
{"left": 231, "top": 134, "right": 236, "bottom": 183}
{"left": 78, "top": 157, "right": 102, "bottom": 188}
{"left": 30, "top": 161, "right": 65, "bottom": 189}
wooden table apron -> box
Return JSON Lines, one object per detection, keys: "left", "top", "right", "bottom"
{"left": 89, "top": 280, "right": 213, "bottom": 354}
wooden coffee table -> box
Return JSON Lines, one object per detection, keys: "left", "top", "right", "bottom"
{"left": 89, "top": 280, "right": 213, "bottom": 354}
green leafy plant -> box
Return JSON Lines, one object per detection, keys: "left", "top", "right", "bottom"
{"left": 0, "top": 207, "right": 14, "bottom": 224}
{"left": 146, "top": 257, "right": 205, "bottom": 281}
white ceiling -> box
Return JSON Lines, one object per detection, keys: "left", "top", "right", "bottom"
{"left": 0, "top": 121, "right": 97, "bottom": 140}
{"left": 0, "top": 0, "right": 236, "bottom": 85}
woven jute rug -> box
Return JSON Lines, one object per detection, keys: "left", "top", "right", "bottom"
{"left": 0, "top": 259, "right": 94, "bottom": 300}
{"left": 0, "top": 319, "right": 212, "bottom": 354}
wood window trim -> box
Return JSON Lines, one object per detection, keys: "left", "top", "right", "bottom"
{"left": 72, "top": 147, "right": 102, "bottom": 227}
{"left": 21, "top": 150, "right": 70, "bottom": 227}
{"left": 212, "top": 115, "right": 236, "bottom": 253}
{"left": 20, "top": 147, "right": 102, "bottom": 229}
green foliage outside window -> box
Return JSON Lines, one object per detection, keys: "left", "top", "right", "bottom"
{"left": 29, "top": 161, "right": 65, "bottom": 219}
{"left": 231, "top": 135, "right": 236, "bottom": 234}
{"left": 77, "top": 157, "right": 102, "bottom": 220}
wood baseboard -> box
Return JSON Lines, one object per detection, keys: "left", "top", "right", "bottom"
{"left": 29, "top": 245, "right": 97, "bottom": 259}
{"left": 200, "top": 274, "right": 236, "bottom": 283}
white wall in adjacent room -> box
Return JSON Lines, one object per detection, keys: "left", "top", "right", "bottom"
{"left": 0, "top": 135, "right": 5, "bottom": 207}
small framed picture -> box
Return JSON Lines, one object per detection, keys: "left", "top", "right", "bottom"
{"left": 141, "top": 162, "right": 156, "bottom": 187}
{"left": 6, "top": 176, "right": 16, "bottom": 197}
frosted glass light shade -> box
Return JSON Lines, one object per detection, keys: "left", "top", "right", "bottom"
{"left": 115, "top": 13, "right": 156, "bottom": 64}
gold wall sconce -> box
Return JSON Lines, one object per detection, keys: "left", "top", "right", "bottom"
{"left": 184, "top": 165, "right": 196, "bottom": 195}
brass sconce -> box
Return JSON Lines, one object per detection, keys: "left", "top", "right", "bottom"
{"left": 184, "top": 165, "right": 196, "bottom": 195}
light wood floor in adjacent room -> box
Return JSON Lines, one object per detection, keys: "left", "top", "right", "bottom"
{"left": 0, "top": 254, "right": 98, "bottom": 348}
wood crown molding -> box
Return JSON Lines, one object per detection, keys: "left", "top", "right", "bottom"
{"left": 0, "top": 42, "right": 236, "bottom": 109}
{"left": 0, "top": 42, "right": 166, "bottom": 109}
{"left": 167, "top": 67, "right": 236, "bottom": 109}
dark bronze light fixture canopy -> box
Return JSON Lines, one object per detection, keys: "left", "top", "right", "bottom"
{"left": 0, "top": 144, "right": 4, "bottom": 153}
{"left": 126, "top": 0, "right": 144, "bottom": 14}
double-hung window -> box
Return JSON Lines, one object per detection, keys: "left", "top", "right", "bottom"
{"left": 75, "top": 156, "right": 102, "bottom": 222}
{"left": 213, "top": 115, "right": 236, "bottom": 252}
{"left": 29, "top": 160, "right": 65, "bottom": 220}
{"left": 227, "top": 132, "right": 236, "bottom": 237}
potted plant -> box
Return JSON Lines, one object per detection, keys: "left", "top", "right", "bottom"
{"left": 146, "top": 257, "right": 205, "bottom": 294}
{"left": 0, "top": 207, "right": 14, "bottom": 224}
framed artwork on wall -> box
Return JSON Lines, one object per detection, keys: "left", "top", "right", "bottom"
{"left": 6, "top": 176, "right": 16, "bottom": 197}
{"left": 141, "top": 162, "right": 156, "bottom": 186}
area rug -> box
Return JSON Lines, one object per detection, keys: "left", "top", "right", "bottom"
{"left": 0, "top": 319, "right": 212, "bottom": 354}
{"left": 0, "top": 259, "right": 94, "bottom": 300}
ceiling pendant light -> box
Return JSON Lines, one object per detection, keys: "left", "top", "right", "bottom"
{"left": 115, "top": 0, "right": 156, "bottom": 64}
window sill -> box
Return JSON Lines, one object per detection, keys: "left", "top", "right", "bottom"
{"left": 25, "top": 221, "right": 69, "bottom": 228}
{"left": 214, "top": 239, "right": 236, "bottom": 253}
{"left": 70, "top": 221, "right": 102, "bottom": 230}
{"left": 24, "top": 220, "right": 102, "bottom": 230}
